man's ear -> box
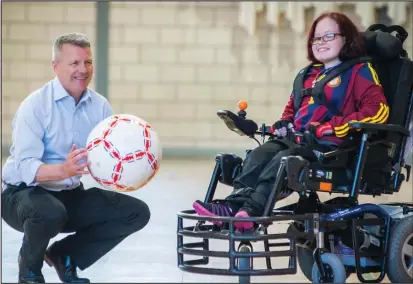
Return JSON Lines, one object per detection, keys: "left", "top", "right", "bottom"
{"left": 51, "top": 60, "right": 58, "bottom": 73}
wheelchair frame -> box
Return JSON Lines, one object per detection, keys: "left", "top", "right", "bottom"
{"left": 177, "top": 123, "right": 412, "bottom": 283}
{"left": 177, "top": 25, "right": 413, "bottom": 283}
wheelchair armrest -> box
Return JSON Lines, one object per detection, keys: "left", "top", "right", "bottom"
{"left": 321, "top": 140, "right": 392, "bottom": 161}
{"left": 348, "top": 122, "right": 410, "bottom": 137}
{"left": 321, "top": 146, "right": 359, "bottom": 160}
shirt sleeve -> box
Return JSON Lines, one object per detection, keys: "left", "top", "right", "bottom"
{"left": 102, "top": 98, "right": 113, "bottom": 119}
{"left": 12, "top": 100, "right": 46, "bottom": 185}
{"left": 281, "top": 92, "right": 296, "bottom": 121}
{"left": 329, "top": 63, "right": 389, "bottom": 138}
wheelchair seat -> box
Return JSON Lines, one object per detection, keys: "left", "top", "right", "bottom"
{"left": 305, "top": 25, "right": 413, "bottom": 197}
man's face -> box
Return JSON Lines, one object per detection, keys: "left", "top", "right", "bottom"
{"left": 52, "top": 44, "right": 93, "bottom": 99}
{"left": 311, "top": 17, "right": 345, "bottom": 64}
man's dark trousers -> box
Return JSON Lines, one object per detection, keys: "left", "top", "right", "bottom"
{"left": 1, "top": 183, "right": 151, "bottom": 272}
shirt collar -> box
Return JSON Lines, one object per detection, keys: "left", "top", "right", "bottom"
{"left": 52, "top": 76, "right": 91, "bottom": 104}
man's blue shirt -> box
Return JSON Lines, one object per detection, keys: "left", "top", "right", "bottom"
{"left": 2, "top": 77, "right": 113, "bottom": 191}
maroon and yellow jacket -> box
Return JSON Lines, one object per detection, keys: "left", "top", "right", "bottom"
{"left": 281, "top": 62, "right": 389, "bottom": 144}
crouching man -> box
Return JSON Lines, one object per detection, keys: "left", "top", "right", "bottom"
{"left": 1, "top": 33, "right": 151, "bottom": 283}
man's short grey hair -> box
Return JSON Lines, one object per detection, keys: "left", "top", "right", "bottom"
{"left": 52, "top": 32, "right": 91, "bottom": 61}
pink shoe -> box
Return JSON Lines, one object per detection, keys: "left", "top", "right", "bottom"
{"left": 192, "top": 200, "right": 237, "bottom": 226}
{"left": 234, "top": 210, "right": 254, "bottom": 230}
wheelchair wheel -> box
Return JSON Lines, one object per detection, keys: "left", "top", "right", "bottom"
{"left": 311, "top": 253, "right": 347, "bottom": 283}
{"left": 387, "top": 216, "right": 413, "bottom": 283}
{"left": 237, "top": 244, "right": 252, "bottom": 284}
{"left": 297, "top": 246, "right": 314, "bottom": 282}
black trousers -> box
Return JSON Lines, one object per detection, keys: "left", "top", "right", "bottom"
{"left": 225, "top": 138, "right": 325, "bottom": 216}
{"left": 1, "top": 183, "right": 150, "bottom": 272}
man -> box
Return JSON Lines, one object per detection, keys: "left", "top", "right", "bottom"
{"left": 1, "top": 33, "right": 151, "bottom": 283}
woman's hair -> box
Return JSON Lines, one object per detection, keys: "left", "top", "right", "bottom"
{"left": 306, "top": 12, "right": 366, "bottom": 63}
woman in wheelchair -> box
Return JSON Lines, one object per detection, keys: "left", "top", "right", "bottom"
{"left": 193, "top": 11, "right": 390, "bottom": 230}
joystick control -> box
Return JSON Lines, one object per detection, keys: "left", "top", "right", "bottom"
{"left": 216, "top": 100, "right": 258, "bottom": 136}
{"left": 237, "top": 100, "right": 248, "bottom": 119}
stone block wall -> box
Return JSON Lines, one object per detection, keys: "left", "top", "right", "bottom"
{"left": 2, "top": 2, "right": 412, "bottom": 156}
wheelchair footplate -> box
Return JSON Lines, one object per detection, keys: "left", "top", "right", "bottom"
{"left": 177, "top": 209, "right": 315, "bottom": 277}
{"left": 177, "top": 208, "right": 393, "bottom": 283}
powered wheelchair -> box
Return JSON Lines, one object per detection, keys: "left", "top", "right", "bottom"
{"left": 177, "top": 24, "right": 413, "bottom": 283}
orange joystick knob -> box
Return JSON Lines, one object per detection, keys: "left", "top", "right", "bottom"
{"left": 238, "top": 100, "right": 248, "bottom": 111}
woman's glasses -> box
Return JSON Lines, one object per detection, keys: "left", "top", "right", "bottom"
{"left": 311, "top": 33, "right": 342, "bottom": 45}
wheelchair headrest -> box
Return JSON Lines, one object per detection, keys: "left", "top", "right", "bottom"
{"left": 363, "top": 30, "right": 403, "bottom": 60}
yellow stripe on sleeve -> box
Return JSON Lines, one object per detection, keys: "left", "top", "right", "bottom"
{"left": 367, "top": 63, "right": 381, "bottom": 86}
{"left": 334, "top": 103, "right": 389, "bottom": 138}
{"left": 334, "top": 103, "right": 387, "bottom": 132}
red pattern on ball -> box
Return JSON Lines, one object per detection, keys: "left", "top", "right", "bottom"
{"left": 86, "top": 116, "right": 159, "bottom": 191}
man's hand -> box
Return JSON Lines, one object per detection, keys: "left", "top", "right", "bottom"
{"left": 270, "top": 119, "right": 294, "bottom": 138}
{"left": 308, "top": 122, "right": 334, "bottom": 138}
{"left": 34, "top": 145, "right": 90, "bottom": 183}
{"left": 63, "top": 144, "right": 90, "bottom": 178}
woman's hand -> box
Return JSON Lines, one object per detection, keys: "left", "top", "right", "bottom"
{"left": 270, "top": 119, "right": 295, "bottom": 137}
{"left": 308, "top": 122, "right": 334, "bottom": 138}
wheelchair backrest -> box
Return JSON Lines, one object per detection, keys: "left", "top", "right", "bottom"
{"left": 363, "top": 24, "right": 413, "bottom": 163}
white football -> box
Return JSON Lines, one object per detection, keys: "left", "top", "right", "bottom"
{"left": 86, "top": 114, "right": 162, "bottom": 192}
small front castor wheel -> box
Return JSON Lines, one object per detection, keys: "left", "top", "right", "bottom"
{"left": 237, "top": 243, "right": 252, "bottom": 284}
{"left": 311, "top": 253, "right": 347, "bottom": 283}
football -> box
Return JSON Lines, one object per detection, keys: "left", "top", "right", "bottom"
{"left": 86, "top": 114, "right": 162, "bottom": 192}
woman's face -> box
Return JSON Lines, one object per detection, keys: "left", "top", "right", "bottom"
{"left": 311, "top": 17, "right": 345, "bottom": 65}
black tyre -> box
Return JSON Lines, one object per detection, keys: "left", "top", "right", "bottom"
{"left": 297, "top": 246, "right": 315, "bottom": 282}
{"left": 238, "top": 245, "right": 251, "bottom": 284}
{"left": 387, "top": 216, "right": 413, "bottom": 283}
{"left": 311, "top": 253, "right": 347, "bottom": 283}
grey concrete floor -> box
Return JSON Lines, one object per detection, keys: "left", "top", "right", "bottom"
{"left": 2, "top": 158, "right": 412, "bottom": 283}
